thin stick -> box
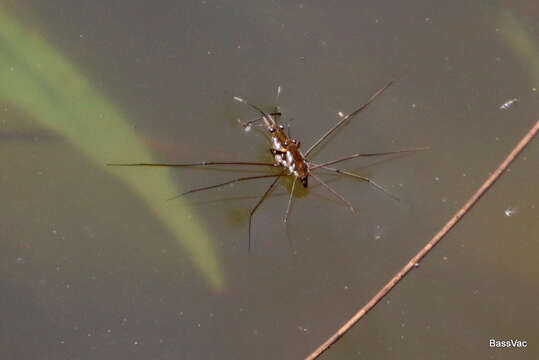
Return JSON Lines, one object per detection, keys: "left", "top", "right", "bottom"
{"left": 249, "top": 174, "right": 283, "bottom": 251}
{"left": 305, "top": 119, "right": 539, "bottom": 360}
{"left": 304, "top": 80, "right": 394, "bottom": 158}
{"left": 107, "top": 161, "right": 277, "bottom": 168}
{"left": 310, "top": 173, "right": 355, "bottom": 213}
{"left": 284, "top": 178, "right": 297, "bottom": 223}
{"left": 169, "top": 173, "right": 280, "bottom": 200}
{"left": 309, "top": 147, "right": 430, "bottom": 170}
{"left": 311, "top": 164, "right": 399, "bottom": 201}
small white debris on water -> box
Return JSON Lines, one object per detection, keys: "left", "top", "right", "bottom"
{"left": 244, "top": 124, "right": 252, "bottom": 132}
{"left": 277, "top": 85, "right": 282, "bottom": 98}
{"left": 233, "top": 96, "right": 244, "bottom": 103}
{"left": 532, "top": 87, "right": 537, "bottom": 92}
{"left": 499, "top": 98, "right": 518, "bottom": 110}
{"left": 411, "top": 103, "right": 416, "bottom": 109}
{"left": 504, "top": 207, "right": 517, "bottom": 217}
{"left": 298, "top": 326, "right": 309, "bottom": 333}
{"left": 434, "top": 176, "right": 440, "bottom": 181}
{"left": 338, "top": 111, "right": 345, "bottom": 118}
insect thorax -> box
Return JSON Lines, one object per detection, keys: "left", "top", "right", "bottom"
{"left": 270, "top": 131, "right": 308, "bottom": 179}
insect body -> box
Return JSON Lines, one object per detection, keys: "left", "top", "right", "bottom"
{"left": 234, "top": 97, "right": 310, "bottom": 187}
{"left": 109, "top": 80, "right": 427, "bottom": 250}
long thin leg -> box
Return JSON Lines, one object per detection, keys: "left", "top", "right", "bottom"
{"left": 311, "top": 164, "right": 399, "bottom": 201}
{"left": 310, "top": 173, "right": 356, "bottom": 213}
{"left": 304, "top": 80, "right": 395, "bottom": 158}
{"left": 249, "top": 173, "right": 283, "bottom": 251}
{"left": 107, "top": 161, "right": 277, "bottom": 168}
{"left": 284, "top": 177, "right": 297, "bottom": 223}
{"left": 169, "top": 173, "right": 281, "bottom": 200}
{"left": 309, "top": 147, "right": 429, "bottom": 170}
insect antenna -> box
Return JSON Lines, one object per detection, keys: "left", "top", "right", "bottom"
{"left": 249, "top": 173, "right": 283, "bottom": 251}
{"left": 304, "top": 80, "right": 395, "bottom": 158}
{"left": 168, "top": 173, "right": 281, "bottom": 200}
{"left": 275, "top": 85, "right": 282, "bottom": 103}
{"left": 233, "top": 96, "right": 275, "bottom": 126}
{"left": 310, "top": 173, "right": 356, "bottom": 213}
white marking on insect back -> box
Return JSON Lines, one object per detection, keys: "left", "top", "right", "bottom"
{"left": 272, "top": 137, "right": 284, "bottom": 152}
{"left": 286, "top": 151, "right": 294, "bottom": 164}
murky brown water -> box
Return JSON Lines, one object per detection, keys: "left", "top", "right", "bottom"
{"left": 1, "top": 1, "right": 538, "bottom": 359}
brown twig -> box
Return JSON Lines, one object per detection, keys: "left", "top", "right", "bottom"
{"left": 305, "top": 119, "right": 539, "bottom": 360}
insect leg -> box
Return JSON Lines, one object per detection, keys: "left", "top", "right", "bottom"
{"left": 169, "top": 173, "right": 281, "bottom": 200}
{"left": 309, "top": 147, "right": 429, "bottom": 170}
{"left": 248, "top": 173, "right": 283, "bottom": 251}
{"left": 107, "top": 161, "right": 277, "bottom": 168}
{"left": 304, "top": 80, "right": 395, "bottom": 158}
{"left": 283, "top": 177, "right": 297, "bottom": 223}
{"left": 311, "top": 164, "right": 399, "bottom": 201}
{"left": 310, "top": 173, "right": 356, "bottom": 213}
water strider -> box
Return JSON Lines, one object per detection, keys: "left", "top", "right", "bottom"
{"left": 109, "top": 80, "right": 427, "bottom": 249}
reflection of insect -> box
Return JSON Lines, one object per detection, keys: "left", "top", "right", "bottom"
{"left": 109, "top": 80, "right": 426, "bottom": 249}
{"left": 499, "top": 98, "right": 518, "bottom": 110}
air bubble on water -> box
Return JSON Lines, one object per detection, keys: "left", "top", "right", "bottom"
{"left": 504, "top": 207, "right": 517, "bottom": 217}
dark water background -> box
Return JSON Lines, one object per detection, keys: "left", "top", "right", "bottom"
{"left": 1, "top": 1, "right": 538, "bottom": 359}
